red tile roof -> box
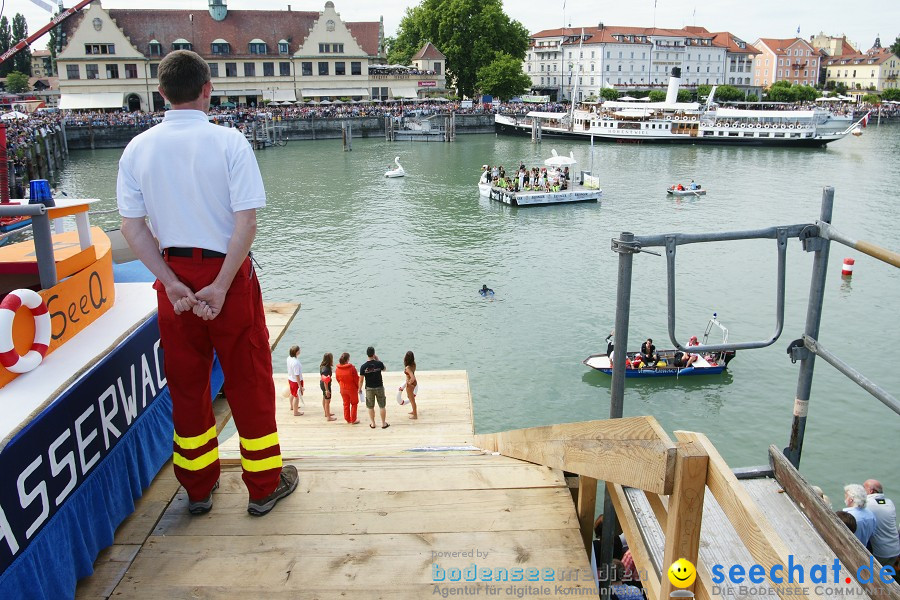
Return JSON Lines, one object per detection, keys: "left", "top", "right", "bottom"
{"left": 530, "top": 25, "right": 757, "bottom": 54}
{"left": 62, "top": 8, "right": 382, "bottom": 59}
{"left": 412, "top": 42, "right": 445, "bottom": 60}
{"left": 824, "top": 47, "right": 897, "bottom": 67}
{"left": 755, "top": 38, "right": 814, "bottom": 55}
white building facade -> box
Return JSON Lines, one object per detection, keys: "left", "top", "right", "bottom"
{"left": 525, "top": 26, "right": 737, "bottom": 102}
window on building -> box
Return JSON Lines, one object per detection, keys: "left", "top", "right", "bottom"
{"left": 225, "top": 62, "right": 237, "bottom": 77}
{"left": 209, "top": 63, "right": 219, "bottom": 77}
{"left": 318, "top": 62, "right": 329, "bottom": 76}
{"left": 540, "top": 76, "right": 544, "bottom": 84}
{"left": 244, "top": 63, "right": 256, "bottom": 77}
{"left": 606, "top": 64, "right": 610, "bottom": 71}
{"left": 86, "top": 64, "right": 99, "bottom": 79}
{"left": 148, "top": 41, "right": 163, "bottom": 56}
{"left": 541, "top": 64, "right": 544, "bottom": 71}
{"left": 302, "top": 62, "right": 313, "bottom": 76}
{"left": 66, "top": 64, "right": 80, "bottom": 79}
{"left": 617, "top": 65, "right": 622, "bottom": 71}
{"left": 351, "top": 61, "right": 361, "bottom": 75}
{"left": 125, "top": 63, "right": 138, "bottom": 79}
{"left": 263, "top": 62, "right": 274, "bottom": 76}
{"left": 280, "top": 62, "right": 291, "bottom": 76}
{"left": 172, "top": 41, "right": 192, "bottom": 51}
{"left": 150, "top": 63, "right": 159, "bottom": 78}
{"left": 553, "top": 64, "right": 557, "bottom": 71}
{"left": 279, "top": 40, "right": 289, "bottom": 54}
{"left": 434, "top": 62, "right": 441, "bottom": 75}
{"left": 85, "top": 43, "right": 115, "bottom": 55}
{"left": 335, "top": 61, "right": 345, "bottom": 75}
{"left": 211, "top": 42, "right": 231, "bottom": 55}
{"left": 249, "top": 42, "right": 267, "bottom": 55}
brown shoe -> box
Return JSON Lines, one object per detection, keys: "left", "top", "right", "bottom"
{"left": 247, "top": 465, "right": 298, "bottom": 517}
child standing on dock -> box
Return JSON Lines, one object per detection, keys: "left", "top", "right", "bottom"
{"left": 286, "top": 345, "right": 304, "bottom": 416}
{"left": 320, "top": 352, "right": 337, "bottom": 421}
{"left": 334, "top": 352, "right": 360, "bottom": 424}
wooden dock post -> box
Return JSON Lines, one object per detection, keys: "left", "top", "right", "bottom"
{"left": 341, "top": 121, "right": 352, "bottom": 151}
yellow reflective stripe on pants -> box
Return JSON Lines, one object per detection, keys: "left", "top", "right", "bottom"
{"left": 239, "top": 432, "right": 280, "bottom": 452}
{"left": 173, "top": 425, "right": 217, "bottom": 451}
{"left": 241, "top": 455, "right": 283, "bottom": 473}
{"left": 173, "top": 447, "right": 219, "bottom": 471}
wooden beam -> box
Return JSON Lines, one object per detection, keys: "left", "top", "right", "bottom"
{"left": 577, "top": 475, "right": 598, "bottom": 557}
{"left": 768, "top": 445, "right": 900, "bottom": 600}
{"left": 675, "top": 431, "right": 811, "bottom": 600}
{"left": 607, "top": 482, "right": 661, "bottom": 600}
{"left": 646, "top": 491, "right": 715, "bottom": 600}
{"left": 477, "top": 418, "right": 677, "bottom": 494}
{"left": 659, "top": 442, "right": 708, "bottom": 599}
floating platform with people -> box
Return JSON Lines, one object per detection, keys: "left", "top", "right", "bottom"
{"left": 478, "top": 150, "right": 601, "bottom": 207}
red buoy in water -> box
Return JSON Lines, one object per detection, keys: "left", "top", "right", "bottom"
{"left": 842, "top": 257, "right": 855, "bottom": 276}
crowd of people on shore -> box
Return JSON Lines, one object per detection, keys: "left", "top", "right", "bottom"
{"left": 285, "top": 346, "right": 419, "bottom": 429}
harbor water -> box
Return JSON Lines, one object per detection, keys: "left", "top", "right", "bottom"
{"left": 59, "top": 124, "right": 899, "bottom": 505}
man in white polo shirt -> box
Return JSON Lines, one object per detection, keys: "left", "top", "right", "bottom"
{"left": 117, "top": 50, "right": 297, "bottom": 517}
{"left": 864, "top": 479, "right": 900, "bottom": 568}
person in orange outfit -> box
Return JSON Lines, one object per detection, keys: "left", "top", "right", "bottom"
{"left": 334, "top": 352, "right": 360, "bottom": 424}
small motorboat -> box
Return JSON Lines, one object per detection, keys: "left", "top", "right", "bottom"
{"left": 583, "top": 314, "right": 735, "bottom": 377}
{"left": 667, "top": 184, "right": 706, "bottom": 196}
{"left": 385, "top": 156, "right": 406, "bottom": 178}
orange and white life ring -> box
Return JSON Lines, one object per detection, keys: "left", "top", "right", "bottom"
{"left": 0, "top": 289, "right": 51, "bottom": 374}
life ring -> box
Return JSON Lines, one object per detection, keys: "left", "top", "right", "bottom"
{"left": 0, "top": 289, "right": 51, "bottom": 374}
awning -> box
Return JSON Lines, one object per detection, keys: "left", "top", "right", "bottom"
{"left": 391, "top": 87, "right": 419, "bottom": 99}
{"left": 58, "top": 92, "right": 124, "bottom": 110}
{"left": 211, "top": 89, "right": 261, "bottom": 97}
{"left": 263, "top": 89, "right": 297, "bottom": 102}
{"left": 301, "top": 88, "right": 370, "bottom": 97}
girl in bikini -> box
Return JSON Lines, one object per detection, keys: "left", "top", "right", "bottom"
{"left": 320, "top": 352, "right": 337, "bottom": 421}
{"left": 404, "top": 350, "right": 418, "bottom": 419}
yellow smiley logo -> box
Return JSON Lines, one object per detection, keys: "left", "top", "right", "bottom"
{"left": 667, "top": 558, "right": 697, "bottom": 588}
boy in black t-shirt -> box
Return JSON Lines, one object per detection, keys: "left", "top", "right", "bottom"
{"left": 359, "top": 346, "right": 389, "bottom": 429}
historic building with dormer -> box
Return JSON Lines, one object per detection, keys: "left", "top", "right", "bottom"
{"left": 55, "top": 0, "right": 447, "bottom": 111}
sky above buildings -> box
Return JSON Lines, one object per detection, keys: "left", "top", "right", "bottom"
{"left": 13, "top": 0, "right": 896, "bottom": 56}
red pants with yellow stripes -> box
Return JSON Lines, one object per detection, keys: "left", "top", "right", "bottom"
{"left": 156, "top": 252, "right": 281, "bottom": 502}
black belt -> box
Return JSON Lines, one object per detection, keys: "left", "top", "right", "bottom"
{"left": 164, "top": 247, "right": 227, "bottom": 258}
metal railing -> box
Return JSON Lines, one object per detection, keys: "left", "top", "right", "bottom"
{"left": 597, "top": 186, "right": 900, "bottom": 586}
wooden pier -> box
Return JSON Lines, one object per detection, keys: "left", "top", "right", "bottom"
{"left": 73, "top": 302, "right": 898, "bottom": 599}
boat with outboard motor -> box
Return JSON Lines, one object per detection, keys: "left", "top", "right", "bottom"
{"left": 496, "top": 67, "right": 867, "bottom": 147}
{"left": 583, "top": 314, "right": 736, "bottom": 377}
{"left": 478, "top": 150, "right": 601, "bottom": 207}
{"left": 667, "top": 183, "right": 706, "bottom": 196}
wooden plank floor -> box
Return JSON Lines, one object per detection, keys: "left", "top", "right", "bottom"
{"left": 78, "top": 346, "right": 596, "bottom": 597}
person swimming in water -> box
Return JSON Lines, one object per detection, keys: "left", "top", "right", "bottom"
{"left": 479, "top": 284, "right": 494, "bottom": 297}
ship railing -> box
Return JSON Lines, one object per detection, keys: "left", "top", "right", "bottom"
{"left": 594, "top": 186, "right": 899, "bottom": 598}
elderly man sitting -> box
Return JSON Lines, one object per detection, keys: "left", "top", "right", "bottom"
{"left": 863, "top": 479, "right": 900, "bottom": 568}
{"left": 842, "top": 483, "right": 877, "bottom": 547}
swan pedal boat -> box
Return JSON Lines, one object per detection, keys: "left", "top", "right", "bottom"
{"left": 385, "top": 156, "right": 406, "bottom": 178}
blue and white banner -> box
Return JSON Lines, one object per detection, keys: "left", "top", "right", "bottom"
{"left": 0, "top": 317, "right": 166, "bottom": 575}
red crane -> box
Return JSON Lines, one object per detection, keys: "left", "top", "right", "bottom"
{"left": 0, "top": 0, "right": 94, "bottom": 67}
{"left": 1, "top": 1, "right": 94, "bottom": 203}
